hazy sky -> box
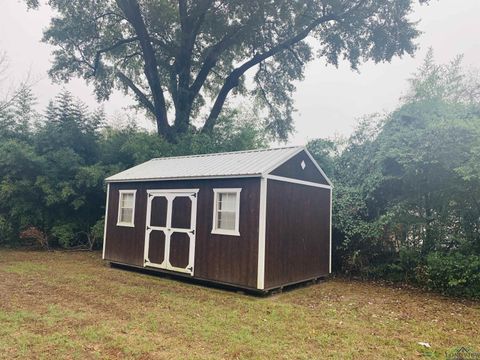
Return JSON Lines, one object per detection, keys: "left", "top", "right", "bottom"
{"left": 1, "top": 0, "right": 479, "bottom": 145}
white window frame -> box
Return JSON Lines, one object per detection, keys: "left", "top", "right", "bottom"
{"left": 211, "top": 188, "right": 241, "bottom": 236}
{"left": 117, "top": 190, "right": 137, "bottom": 227}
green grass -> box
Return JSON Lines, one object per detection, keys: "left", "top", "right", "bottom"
{"left": 0, "top": 249, "right": 479, "bottom": 359}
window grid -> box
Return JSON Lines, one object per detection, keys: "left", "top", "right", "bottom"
{"left": 117, "top": 190, "right": 136, "bottom": 227}
{"left": 212, "top": 189, "right": 241, "bottom": 236}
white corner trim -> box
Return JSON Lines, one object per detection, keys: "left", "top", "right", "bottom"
{"left": 211, "top": 188, "right": 242, "bottom": 236}
{"left": 303, "top": 148, "right": 334, "bottom": 188}
{"left": 102, "top": 183, "right": 110, "bottom": 260}
{"left": 329, "top": 187, "right": 333, "bottom": 274}
{"left": 257, "top": 177, "right": 267, "bottom": 290}
{"left": 266, "top": 174, "right": 332, "bottom": 189}
{"left": 116, "top": 189, "right": 137, "bottom": 227}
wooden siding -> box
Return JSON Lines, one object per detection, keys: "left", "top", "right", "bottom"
{"left": 264, "top": 179, "right": 330, "bottom": 289}
{"left": 104, "top": 178, "right": 260, "bottom": 289}
{"left": 270, "top": 150, "right": 329, "bottom": 185}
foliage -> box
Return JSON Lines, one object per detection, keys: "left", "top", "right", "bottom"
{"left": 308, "top": 53, "right": 480, "bottom": 298}
{"left": 426, "top": 252, "right": 480, "bottom": 298}
{"left": 27, "top": 0, "right": 428, "bottom": 141}
{"left": 0, "top": 89, "right": 266, "bottom": 249}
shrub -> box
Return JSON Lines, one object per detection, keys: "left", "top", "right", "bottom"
{"left": 425, "top": 251, "right": 480, "bottom": 299}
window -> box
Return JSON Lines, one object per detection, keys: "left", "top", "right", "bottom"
{"left": 117, "top": 190, "right": 136, "bottom": 227}
{"left": 212, "top": 188, "right": 241, "bottom": 236}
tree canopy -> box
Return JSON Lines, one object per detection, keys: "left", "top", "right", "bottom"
{"left": 30, "top": 0, "right": 428, "bottom": 141}
{"left": 308, "top": 52, "right": 480, "bottom": 297}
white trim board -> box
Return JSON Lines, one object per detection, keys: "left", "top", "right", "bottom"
{"left": 303, "top": 148, "right": 334, "bottom": 187}
{"left": 329, "top": 187, "right": 333, "bottom": 274}
{"left": 266, "top": 175, "right": 332, "bottom": 189}
{"left": 102, "top": 183, "right": 110, "bottom": 260}
{"left": 257, "top": 177, "right": 268, "bottom": 290}
{"left": 147, "top": 188, "right": 200, "bottom": 194}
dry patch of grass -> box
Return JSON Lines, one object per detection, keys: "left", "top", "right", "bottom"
{"left": 0, "top": 249, "right": 479, "bottom": 359}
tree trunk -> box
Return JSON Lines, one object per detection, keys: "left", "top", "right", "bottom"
{"left": 116, "top": 0, "right": 173, "bottom": 141}
{"left": 422, "top": 193, "right": 434, "bottom": 255}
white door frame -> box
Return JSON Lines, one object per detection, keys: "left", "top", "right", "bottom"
{"left": 144, "top": 189, "right": 199, "bottom": 275}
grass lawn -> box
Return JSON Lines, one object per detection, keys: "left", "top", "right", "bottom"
{"left": 0, "top": 250, "right": 479, "bottom": 359}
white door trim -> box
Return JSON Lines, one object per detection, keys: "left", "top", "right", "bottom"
{"left": 144, "top": 189, "right": 199, "bottom": 275}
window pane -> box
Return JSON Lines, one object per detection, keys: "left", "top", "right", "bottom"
{"left": 218, "top": 192, "right": 236, "bottom": 211}
{"left": 120, "top": 208, "right": 133, "bottom": 223}
{"left": 217, "top": 211, "right": 235, "bottom": 231}
{"left": 122, "top": 193, "right": 134, "bottom": 208}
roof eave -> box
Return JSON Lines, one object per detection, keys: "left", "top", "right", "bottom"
{"left": 105, "top": 173, "right": 263, "bottom": 183}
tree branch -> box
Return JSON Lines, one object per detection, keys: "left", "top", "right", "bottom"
{"left": 116, "top": 0, "right": 171, "bottom": 138}
{"left": 189, "top": 25, "right": 245, "bottom": 100}
{"left": 173, "top": 0, "right": 213, "bottom": 132}
{"left": 93, "top": 37, "right": 138, "bottom": 76}
{"left": 202, "top": 12, "right": 337, "bottom": 133}
{"left": 116, "top": 71, "right": 155, "bottom": 114}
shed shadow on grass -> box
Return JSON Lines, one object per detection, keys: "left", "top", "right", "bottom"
{"left": 108, "top": 261, "right": 328, "bottom": 297}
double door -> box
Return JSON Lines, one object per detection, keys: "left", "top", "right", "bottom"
{"left": 144, "top": 189, "right": 198, "bottom": 275}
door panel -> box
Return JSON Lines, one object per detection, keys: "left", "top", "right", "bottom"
{"left": 150, "top": 196, "right": 168, "bottom": 227}
{"left": 144, "top": 190, "right": 198, "bottom": 275}
{"left": 169, "top": 232, "right": 191, "bottom": 269}
{"left": 148, "top": 230, "right": 166, "bottom": 265}
{"left": 171, "top": 196, "right": 192, "bottom": 229}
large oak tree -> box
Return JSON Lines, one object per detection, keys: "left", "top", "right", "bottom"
{"left": 30, "top": 0, "right": 428, "bottom": 141}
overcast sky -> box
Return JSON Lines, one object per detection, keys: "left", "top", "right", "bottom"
{"left": 1, "top": 0, "right": 479, "bottom": 145}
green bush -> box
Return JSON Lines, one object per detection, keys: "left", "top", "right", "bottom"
{"left": 0, "top": 91, "right": 267, "bottom": 250}
{"left": 364, "top": 248, "right": 422, "bottom": 282}
{"left": 425, "top": 252, "right": 480, "bottom": 299}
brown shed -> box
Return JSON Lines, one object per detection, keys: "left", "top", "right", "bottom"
{"left": 102, "top": 146, "right": 333, "bottom": 292}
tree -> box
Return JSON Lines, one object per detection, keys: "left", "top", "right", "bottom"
{"left": 321, "top": 52, "right": 480, "bottom": 290}
{"left": 0, "top": 84, "right": 266, "bottom": 248}
{"left": 31, "top": 0, "right": 428, "bottom": 141}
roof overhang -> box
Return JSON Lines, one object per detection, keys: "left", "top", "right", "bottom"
{"left": 105, "top": 173, "right": 263, "bottom": 183}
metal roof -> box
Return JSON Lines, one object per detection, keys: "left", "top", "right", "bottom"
{"left": 106, "top": 146, "right": 305, "bottom": 182}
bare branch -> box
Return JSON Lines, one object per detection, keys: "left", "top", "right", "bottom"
{"left": 93, "top": 37, "right": 138, "bottom": 76}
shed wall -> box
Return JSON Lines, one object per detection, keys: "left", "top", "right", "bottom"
{"left": 104, "top": 178, "right": 260, "bottom": 289}
{"left": 264, "top": 179, "right": 331, "bottom": 289}
{"left": 270, "top": 150, "right": 329, "bottom": 185}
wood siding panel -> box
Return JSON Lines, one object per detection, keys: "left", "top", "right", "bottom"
{"left": 264, "top": 179, "right": 330, "bottom": 289}
{"left": 104, "top": 178, "right": 260, "bottom": 289}
{"left": 270, "top": 150, "right": 329, "bottom": 185}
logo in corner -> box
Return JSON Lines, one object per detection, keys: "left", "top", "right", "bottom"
{"left": 446, "top": 347, "right": 480, "bottom": 360}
